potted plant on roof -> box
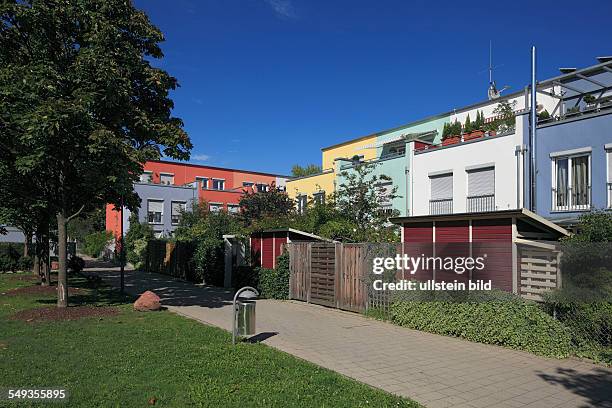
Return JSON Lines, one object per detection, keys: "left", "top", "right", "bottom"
{"left": 583, "top": 94, "right": 597, "bottom": 112}
{"left": 464, "top": 111, "right": 485, "bottom": 141}
{"left": 566, "top": 105, "right": 581, "bottom": 118}
{"left": 442, "top": 121, "right": 461, "bottom": 146}
{"left": 537, "top": 109, "right": 552, "bottom": 124}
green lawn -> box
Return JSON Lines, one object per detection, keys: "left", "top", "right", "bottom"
{"left": 0, "top": 273, "right": 419, "bottom": 407}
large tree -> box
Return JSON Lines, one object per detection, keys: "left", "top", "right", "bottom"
{"left": 0, "top": 0, "right": 192, "bottom": 306}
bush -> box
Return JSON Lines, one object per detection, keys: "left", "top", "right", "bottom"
{"left": 258, "top": 252, "right": 290, "bottom": 300}
{"left": 83, "top": 231, "right": 114, "bottom": 258}
{"left": 125, "top": 214, "right": 154, "bottom": 268}
{"left": 17, "top": 255, "right": 33, "bottom": 271}
{"left": 233, "top": 265, "right": 259, "bottom": 289}
{"left": 390, "top": 291, "right": 573, "bottom": 358}
{"left": 0, "top": 243, "right": 22, "bottom": 272}
{"left": 68, "top": 256, "right": 85, "bottom": 274}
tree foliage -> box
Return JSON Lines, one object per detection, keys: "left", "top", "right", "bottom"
{"left": 0, "top": 0, "right": 192, "bottom": 306}
{"left": 291, "top": 164, "right": 322, "bottom": 177}
{"left": 238, "top": 185, "right": 295, "bottom": 228}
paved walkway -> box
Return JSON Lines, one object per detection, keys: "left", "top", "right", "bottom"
{"left": 90, "top": 268, "right": 612, "bottom": 408}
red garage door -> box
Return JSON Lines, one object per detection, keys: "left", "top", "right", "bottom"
{"left": 435, "top": 221, "right": 469, "bottom": 285}
{"left": 472, "top": 219, "right": 513, "bottom": 291}
{"left": 403, "top": 223, "right": 433, "bottom": 282}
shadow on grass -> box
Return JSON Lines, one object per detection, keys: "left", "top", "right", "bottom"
{"left": 85, "top": 270, "right": 234, "bottom": 309}
{"left": 537, "top": 367, "right": 612, "bottom": 408}
{"left": 35, "top": 274, "right": 136, "bottom": 307}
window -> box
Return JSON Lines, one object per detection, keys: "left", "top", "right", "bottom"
{"left": 467, "top": 167, "right": 495, "bottom": 212}
{"left": 209, "top": 203, "right": 223, "bottom": 213}
{"left": 227, "top": 204, "right": 240, "bottom": 214}
{"left": 552, "top": 154, "right": 590, "bottom": 211}
{"left": 196, "top": 177, "right": 208, "bottom": 189}
{"left": 160, "top": 173, "right": 174, "bottom": 185}
{"left": 313, "top": 191, "right": 325, "bottom": 205}
{"left": 212, "top": 179, "right": 225, "bottom": 190}
{"left": 296, "top": 195, "right": 307, "bottom": 214}
{"left": 147, "top": 200, "right": 164, "bottom": 224}
{"left": 171, "top": 201, "right": 186, "bottom": 225}
{"left": 430, "top": 173, "right": 453, "bottom": 215}
{"left": 243, "top": 181, "right": 254, "bottom": 188}
{"left": 382, "top": 142, "right": 406, "bottom": 158}
{"left": 256, "top": 183, "right": 269, "bottom": 193}
{"left": 139, "top": 171, "right": 152, "bottom": 183}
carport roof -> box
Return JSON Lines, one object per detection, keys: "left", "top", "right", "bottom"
{"left": 390, "top": 208, "right": 569, "bottom": 237}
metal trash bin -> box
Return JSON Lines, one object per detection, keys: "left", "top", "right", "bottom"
{"left": 236, "top": 300, "right": 256, "bottom": 336}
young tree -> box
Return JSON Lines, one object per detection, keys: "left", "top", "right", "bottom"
{"left": 291, "top": 164, "right": 322, "bottom": 177}
{"left": 336, "top": 162, "right": 400, "bottom": 242}
{"left": 0, "top": 1, "right": 192, "bottom": 306}
{"left": 239, "top": 185, "right": 295, "bottom": 227}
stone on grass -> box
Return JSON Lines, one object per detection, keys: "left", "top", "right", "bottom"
{"left": 134, "top": 291, "right": 161, "bottom": 311}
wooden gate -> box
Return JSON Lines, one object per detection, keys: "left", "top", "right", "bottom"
{"left": 288, "top": 242, "right": 369, "bottom": 312}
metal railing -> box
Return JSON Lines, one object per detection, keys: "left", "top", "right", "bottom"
{"left": 466, "top": 194, "right": 495, "bottom": 213}
{"left": 429, "top": 198, "right": 453, "bottom": 215}
{"left": 551, "top": 185, "right": 591, "bottom": 211}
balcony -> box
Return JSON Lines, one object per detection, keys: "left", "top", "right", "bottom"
{"left": 551, "top": 185, "right": 591, "bottom": 212}
{"left": 429, "top": 198, "right": 453, "bottom": 215}
{"left": 466, "top": 194, "right": 495, "bottom": 213}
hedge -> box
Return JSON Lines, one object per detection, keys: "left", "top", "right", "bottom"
{"left": 258, "top": 252, "right": 290, "bottom": 300}
{"left": 390, "top": 292, "right": 574, "bottom": 358}
{"left": 0, "top": 243, "right": 31, "bottom": 272}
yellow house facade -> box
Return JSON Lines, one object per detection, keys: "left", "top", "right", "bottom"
{"left": 286, "top": 134, "right": 377, "bottom": 206}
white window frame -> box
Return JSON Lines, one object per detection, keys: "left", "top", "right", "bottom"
{"left": 313, "top": 191, "right": 325, "bottom": 205}
{"left": 212, "top": 178, "right": 225, "bottom": 191}
{"left": 551, "top": 153, "right": 591, "bottom": 211}
{"left": 256, "top": 183, "right": 269, "bottom": 193}
{"left": 171, "top": 201, "right": 186, "bottom": 225}
{"left": 159, "top": 173, "right": 174, "bottom": 185}
{"left": 196, "top": 176, "right": 208, "bottom": 190}
{"left": 227, "top": 204, "right": 240, "bottom": 214}
{"left": 140, "top": 171, "right": 153, "bottom": 183}
{"left": 147, "top": 199, "right": 164, "bottom": 225}
{"left": 209, "top": 202, "right": 223, "bottom": 213}
{"left": 296, "top": 194, "right": 307, "bottom": 214}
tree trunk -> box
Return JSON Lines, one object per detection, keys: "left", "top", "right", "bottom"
{"left": 24, "top": 232, "right": 31, "bottom": 258}
{"left": 33, "top": 253, "right": 39, "bottom": 277}
{"left": 57, "top": 212, "right": 68, "bottom": 308}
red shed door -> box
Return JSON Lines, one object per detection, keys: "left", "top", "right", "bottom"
{"left": 472, "top": 219, "right": 513, "bottom": 292}
{"left": 261, "top": 233, "right": 274, "bottom": 269}
{"left": 435, "top": 221, "right": 470, "bottom": 285}
{"left": 403, "top": 223, "right": 434, "bottom": 282}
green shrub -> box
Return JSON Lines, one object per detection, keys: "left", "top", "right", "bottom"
{"left": 258, "top": 252, "right": 289, "bottom": 299}
{"left": 390, "top": 291, "right": 573, "bottom": 358}
{"left": 83, "top": 231, "right": 114, "bottom": 258}
{"left": 17, "top": 255, "right": 33, "bottom": 271}
{"left": 0, "top": 243, "right": 22, "bottom": 272}
{"left": 125, "top": 214, "right": 154, "bottom": 268}
{"left": 233, "top": 265, "right": 259, "bottom": 289}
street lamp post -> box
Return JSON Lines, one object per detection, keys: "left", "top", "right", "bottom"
{"left": 232, "top": 286, "right": 259, "bottom": 345}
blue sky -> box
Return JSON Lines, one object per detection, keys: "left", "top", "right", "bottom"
{"left": 136, "top": 0, "right": 612, "bottom": 175}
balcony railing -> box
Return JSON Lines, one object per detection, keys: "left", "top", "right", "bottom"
{"left": 429, "top": 198, "right": 453, "bottom": 215}
{"left": 551, "top": 185, "right": 591, "bottom": 211}
{"left": 466, "top": 194, "right": 495, "bottom": 213}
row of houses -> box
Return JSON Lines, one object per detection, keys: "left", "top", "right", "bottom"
{"left": 105, "top": 161, "right": 289, "bottom": 239}
{"left": 287, "top": 57, "right": 612, "bottom": 229}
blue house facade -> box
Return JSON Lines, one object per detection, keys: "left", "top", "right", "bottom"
{"left": 535, "top": 111, "right": 612, "bottom": 225}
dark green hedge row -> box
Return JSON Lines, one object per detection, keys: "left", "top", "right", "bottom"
{"left": 390, "top": 294, "right": 574, "bottom": 358}
{"left": 0, "top": 243, "right": 31, "bottom": 272}
{"left": 233, "top": 253, "right": 290, "bottom": 300}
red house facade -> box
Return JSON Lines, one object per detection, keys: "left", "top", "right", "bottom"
{"left": 106, "top": 160, "right": 289, "bottom": 239}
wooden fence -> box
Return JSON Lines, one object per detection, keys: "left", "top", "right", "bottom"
{"left": 517, "top": 242, "right": 561, "bottom": 302}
